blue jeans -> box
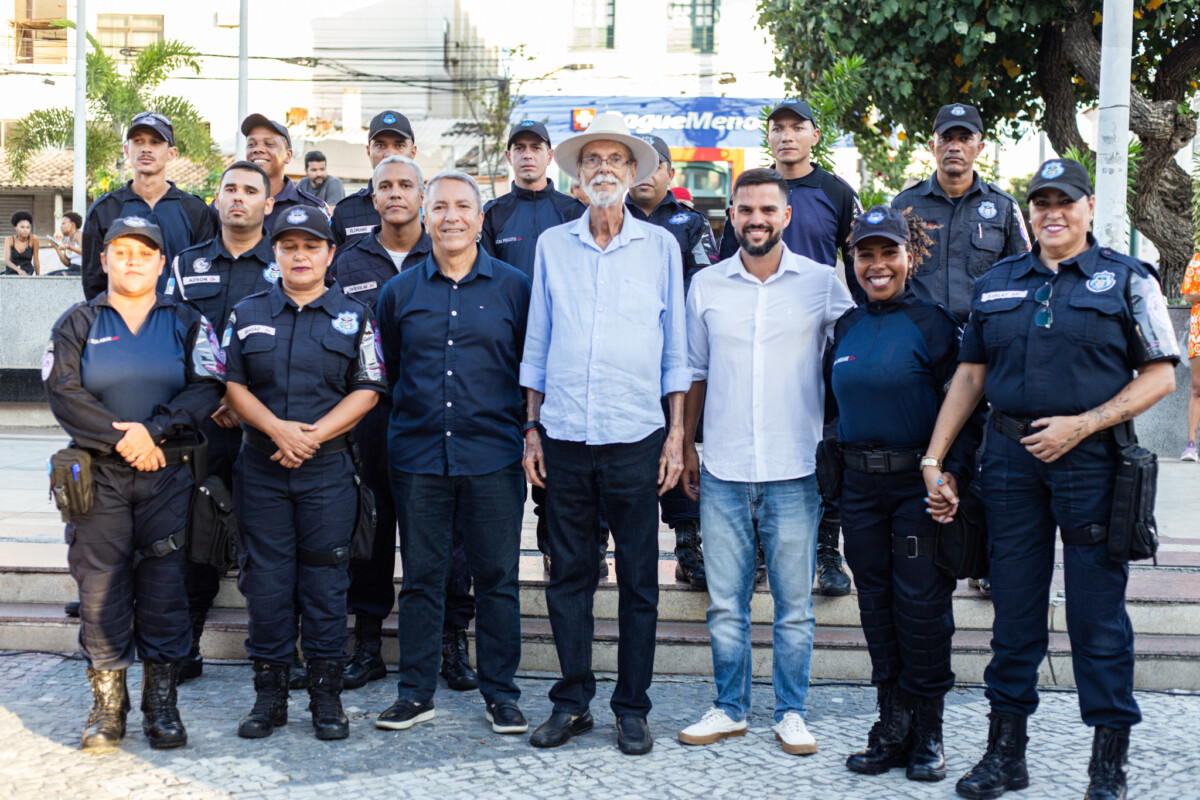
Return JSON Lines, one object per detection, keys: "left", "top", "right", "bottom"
{"left": 700, "top": 467, "right": 821, "bottom": 722}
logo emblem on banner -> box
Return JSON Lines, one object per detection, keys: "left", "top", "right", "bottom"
{"left": 572, "top": 108, "right": 596, "bottom": 131}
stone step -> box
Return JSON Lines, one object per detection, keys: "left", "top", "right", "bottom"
{"left": 4, "top": 546, "right": 1200, "bottom": 636}
{"left": 3, "top": 603, "right": 1197, "bottom": 692}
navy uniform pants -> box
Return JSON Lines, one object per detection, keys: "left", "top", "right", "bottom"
{"left": 840, "top": 469, "right": 956, "bottom": 697}
{"left": 347, "top": 403, "right": 476, "bottom": 628}
{"left": 981, "top": 433, "right": 1140, "bottom": 729}
{"left": 184, "top": 417, "right": 237, "bottom": 615}
{"left": 234, "top": 445, "right": 355, "bottom": 664}
{"left": 68, "top": 460, "right": 193, "bottom": 670}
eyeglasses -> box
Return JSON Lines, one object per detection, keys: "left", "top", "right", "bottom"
{"left": 1034, "top": 282, "right": 1053, "bottom": 328}
{"left": 579, "top": 155, "right": 630, "bottom": 170}
{"left": 131, "top": 111, "right": 173, "bottom": 129}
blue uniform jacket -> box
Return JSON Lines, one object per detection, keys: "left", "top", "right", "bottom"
{"left": 329, "top": 225, "right": 432, "bottom": 311}
{"left": 169, "top": 233, "right": 278, "bottom": 335}
{"left": 626, "top": 192, "right": 716, "bottom": 295}
{"left": 480, "top": 182, "right": 586, "bottom": 280}
{"left": 330, "top": 180, "right": 381, "bottom": 247}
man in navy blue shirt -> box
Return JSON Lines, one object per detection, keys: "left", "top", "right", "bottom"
{"left": 331, "top": 110, "right": 418, "bottom": 246}
{"left": 240, "top": 114, "right": 325, "bottom": 235}
{"left": 373, "top": 171, "right": 531, "bottom": 737}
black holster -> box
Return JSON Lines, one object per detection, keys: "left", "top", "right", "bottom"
{"left": 1106, "top": 422, "right": 1158, "bottom": 565}
{"left": 186, "top": 433, "right": 242, "bottom": 571}
{"left": 48, "top": 448, "right": 94, "bottom": 521}
{"left": 815, "top": 436, "right": 843, "bottom": 502}
{"left": 349, "top": 438, "right": 377, "bottom": 562}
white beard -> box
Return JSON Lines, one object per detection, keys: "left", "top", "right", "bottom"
{"left": 584, "top": 173, "right": 631, "bottom": 208}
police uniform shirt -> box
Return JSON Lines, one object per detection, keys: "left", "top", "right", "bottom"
{"left": 826, "top": 289, "right": 981, "bottom": 480}
{"left": 169, "top": 234, "right": 278, "bottom": 332}
{"left": 263, "top": 177, "right": 326, "bottom": 237}
{"left": 626, "top": 191, "right": 717, "bottom": 294}
{"left": 81, "top": 181, "right": 217, "bottom": 300}
{"left": 330, "top": 181, "right": 380, "bottom": 247}
{"left": 43, "top": 293, "right": 225, "bottom": 452}
{"left": 222, "top": 283, "right": 387, "bottom": 425}
{"left": 480, "top": 182, "right": 586, "bottom": 280}
{"left": 960, "top": 237, "right": 1181, "bottom": 418}
{"left": 893, "top": 173, "right": 1029, "bottom": 322}
{"left": 375, "top": 250, "right": 531, "bottom": 477}
{"left": 330, "top": 226, "right": 432, "bottom": 311}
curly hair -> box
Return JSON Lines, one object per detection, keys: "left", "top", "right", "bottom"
{"left": 62, "top": 211, "right": 83, "bottom": 228}
{"left": 10, "top": 210, "right": 33, "bottom": 228}
{"left": 847, "top": 206, "right": 938, "bottom": 271}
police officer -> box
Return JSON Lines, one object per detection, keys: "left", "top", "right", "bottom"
{"left": 331, "top": 110, "right": 417, "bottom": 246}
{"left": 922, "top": 159, "right": 1180, "bottom": 800}
{"left": 330, "top": 155, "right": 480, "bottom": 692}
{"left": 44, "top": 216, "right": 225, "bottom": 751}
{"left": 827, "top": 206, "right": 982, "bottom": 782}
{"left": 626, "top": 134, "right": 716, "bottom": 588}
{"left": 719, "top": 98, "right": 860, "bottom": 594}
{"left": 82, "top": 112, "right": 216, "bottom": 299}
{"left": 240, "top": 114, "right": 325, "bottom": 235}
{"left": 169, "top": 160, "right": 283, "bottom": 684}
{"left": 223, "top": 206, "right": 387, "bottom": 741}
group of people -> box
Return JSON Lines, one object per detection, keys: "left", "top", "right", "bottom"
{"left": 5, "top": 210, "right": 83, "bottom": 275}
{"left": 42, "top": 93, "right": 1182, "bottom": 800}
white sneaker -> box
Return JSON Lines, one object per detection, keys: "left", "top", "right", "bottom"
{"left": 773, "top": 712, "right": 818, "bottom": 755}
{"left": 678, "top": 707, "right": 748, "bottom": 745}
{"left": 1181, "top": 442, "right": 1199, "bottom": 462}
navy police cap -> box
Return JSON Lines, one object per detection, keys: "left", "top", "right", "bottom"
{"left": 104, "top": 216, "right": 165, "bottom": 250}
{"left": 507, "top": 120, "right": 552, "bottom": 148}
{"left": 369, "top": 110, "right": 414, "bottom": 143}
{"left": 1027, "top": 158, "right": 1093, "bottom": 202}
{"left": 933, "top": 103, "right": 983, "bottom": 135}
{"left": 767, "top": 99, "right": 817, "bottom": 126}
{"left": 850, "top": 204, "right": 909, "bottom": 248}
{"left": 270, "top": 206, "right": 334, "bottom": 243}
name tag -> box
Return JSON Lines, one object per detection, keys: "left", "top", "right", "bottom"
{"left": 343, "top": 281, "right": 378, "bottom": 294}
{"left": 981, "top": 290, "right": 1028, "bottom": 302}
{"left": 346, "top": 225, "right": 373, "bottom": 236}
{"left": 183, "top": 275, "right": 221, "bottom": 285}
{"left": 237, "top": 325, "right": 275, "bottom": 340}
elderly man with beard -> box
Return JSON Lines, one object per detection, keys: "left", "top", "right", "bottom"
{"left": 521, "top": 112, "right": 689, "bottom": 756}
{"left": 677, "top": 168, "right": 854, "bottom": 756}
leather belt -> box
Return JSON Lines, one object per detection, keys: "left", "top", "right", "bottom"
{"left": 243, "top": 428, "right": 349, "bottom": 458}
{"left": 991, "top": 411, "right": 1115, "bottom": 445}
{"left": 841, "top": 448, "right": 922, "bottom": 473}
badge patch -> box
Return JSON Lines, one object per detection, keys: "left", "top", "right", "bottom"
{"left": 237, "top": 325, "right": 276, "bottom": 340}
{"left": 123, "top": 216, "right": 148, "bottom": 227}
{"left": 332, "top": 311, "right": 360, "bottom": 335}
{"left": 343, "top": 281, "right": 378, "bottom": 294}
{"left": 286, "top": 208, "right": 309, "bottom": 224}
{"left": 1086, "top": 271, "right": 1116, "bottom": 293}
{"left": 865, "top": 210, "right": 886, "bottom": 224}
{"left": 263, "top": 263, "right": 281, "bottom": 284}
{"left": 192, "top": 257, "right": 211, "bottom": 274}
{"left": 383, "top": 113, "right": 396, "bottom": 124}
{"left": 950, "top": 104, "right": 966, "bottom": 116}
{"left": 981, "top": 290, "right": 1028, "bottom": 302}
{"left": 183, "top": 275, "right": 220, "bottom": 286}
{"left": 40, "top": 348, "right": 54, "bottom": 381}
{"left": 1041, "top": 161, "right": 1065, "bottom": 179}
{"left": 668, "top": 213, "right": 689, "bottom": 225}
{"left": 977, "top": 201, "right": 997, "bottom": 220}
{"left": 520, "top": 120, "right": 535, "bottom": 127}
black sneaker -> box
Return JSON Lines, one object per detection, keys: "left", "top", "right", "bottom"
{"left": 375, "top": 698, "right": 435, "bottom": 731}
{"left": 486, "top": 701, "right": 529, "bottom": 734}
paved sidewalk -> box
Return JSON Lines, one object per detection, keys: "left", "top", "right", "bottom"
{"left": 0, "top": 652, "right": 1197, "bottom": 800}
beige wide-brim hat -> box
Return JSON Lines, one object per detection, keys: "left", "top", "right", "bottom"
{"left": 553, "top": 111, "right": 660, "bottom": 186}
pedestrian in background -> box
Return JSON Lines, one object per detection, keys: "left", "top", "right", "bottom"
{"left": 43, "top": 216, "right": 225, "bottom": 752}
{"left": 5, "top": 210, "right": 39, "bottom": 275}
{"left": 1180, "top": 252, "right": 1200, "bottom": 461}
{"left": 46, "top": 211, "right": 83, "bottom": 274}
{"left": 298, "top": 150, "right": 346, "bottom": 205}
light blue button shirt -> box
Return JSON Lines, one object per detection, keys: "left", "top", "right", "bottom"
{"left": 520, "top": 206, "right": 690, "bottom": 445}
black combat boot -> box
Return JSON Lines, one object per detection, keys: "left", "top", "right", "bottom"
{"left": 673, "top": 520, "right": 707, "bottom": 590}
{"left": 815, "top": 516, "right": 852, "bottom": 596}
{"left": 81, "top": 668, "right": 129, "bottom": 752}
{"left": 238, "top": 660, "right": 290, "bottom": 739}
{"left": 956, "top": 710, "right": 1030, "bottom": 799}
{"left": 178, "top": 605, "right": 207, "bottom": 684}
{"left": 289, "top": 644, "right": 308, "bottom": 690}
{"left": 1084, "top": 726, "right": 1129, "bottom": 800}
{"left": 846, "top": 683, "right": 912, "bottom": 774}
{"left": 141, "top": 662, "right": 187, "bottom": 749}
{"left": 907, "top": 693, "right": 947, "bottom": 781}
{"left": 440, "top": 624, "right": 479, "bottom": 691}
{"left": 343, "top": 614, "right": 387, "bottom": 690}
{"left": 307, "top": 658, "right": 349, "bottom": 740}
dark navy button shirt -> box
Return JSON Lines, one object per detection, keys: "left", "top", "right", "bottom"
{"left": 330, "top": 225, "right": 432, "bottom": 311}
{"left": 170, "top": 234, "right": 278, "bottom": 334}
{"left": 330, "top": 181, "right": 379, "bottom": 246}
{"left": 960, "top": 236, "right": 1181, "bottom": 417}
{"left": 223, "top": 282, "right": 386, "bottom": 426}
{"left": 375, "top": 249, "right": 531, "bottom": 476}
{"left": 826, "top": 289, "right": 981, "bottom": 480}
{"left": 263, "top": 178, "right": 326, "bottom": 236}
{"left": 480, "top": 182, "right": 585, "bottom": 280}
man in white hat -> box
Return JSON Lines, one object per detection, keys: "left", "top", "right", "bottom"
{"left": 520, "top": 111, "right": 690, "bottom": 756}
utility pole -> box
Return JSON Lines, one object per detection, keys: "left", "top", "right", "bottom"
{"left": 1093, "top": 0, "right": 1133, "bottom": 250}
{"left": 72, "top": 0, "right": 87, "bottom": 216}
{"left": 236, "top": 0, "right": 249, "bottom": 155}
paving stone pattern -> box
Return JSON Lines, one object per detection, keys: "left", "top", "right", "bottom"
{"left": 1, "top": 653, "right": 1197, "bottom": 800}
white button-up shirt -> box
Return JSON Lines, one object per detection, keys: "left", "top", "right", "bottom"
{"left": 686, "top": 246, "right": 854, "bottom": 483}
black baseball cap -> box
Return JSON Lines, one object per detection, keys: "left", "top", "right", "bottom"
{"left": 507, "top": 120, "right": 551, "bottom": 148}
{"left": 269, "top": 206, "right": 334, "bottom": 243}
{"left": 850, "top": 205, "right": 909, "bottom": 248}
{"left": 1026, "top": 158, "right": 1093, "bottom": 202}
{"left": 933, "top": 103, "right": 983, "bottom": 135}
{"left": 241, "top": 114, "right": 291, "bottom": 148}
{"left": 637, "top": 134, "right": 672, "bottom": 165}
{"left": 103, "top": 216, "right": 164, "bottom": 250}
{"left": 126, "top": 111, "right": 174, "bottom": 146}
{"left": 369, "top": 110, "right": 414, "bottom": 143}
{"left": 767, "top": 99, "right": 817, "bottom": 126}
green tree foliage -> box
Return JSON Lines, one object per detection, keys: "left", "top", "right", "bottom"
{"left": 4, "top": 22, "right": 220, "bottom": 195}
{"left": 757, "top": 0, "right": 1199, "bottom": 294}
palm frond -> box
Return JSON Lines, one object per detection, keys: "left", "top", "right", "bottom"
{"left": 150, "top": 95, "right": 221, "bottom": 167}
{"left": 129, "top": 40, "right": 202, "bottom": 95}
{"left": 4, "top": 108, "right": 76, "bottom": 181}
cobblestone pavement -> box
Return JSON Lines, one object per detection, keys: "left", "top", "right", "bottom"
{"left": 1, "top": 653, "right": 1196, "bottom": 800}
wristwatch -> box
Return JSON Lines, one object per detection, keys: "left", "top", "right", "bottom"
{"left": 920, "top": 456, "right": 943, "bottom": 471}
{"left": 522, "top": 419, "right": 540, "bottom": 435}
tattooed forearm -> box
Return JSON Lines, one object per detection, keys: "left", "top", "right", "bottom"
{"left": 1079, "top": 364, "right": 1174, "bottom": 436}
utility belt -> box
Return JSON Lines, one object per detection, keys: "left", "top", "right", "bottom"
{"left": 840, "top": 446, "right": 923, "bottom": 474}
{"left": 243, "top": 428, "right": 350, "bottom": 459}
{"left": 991, "top": 411, "right": 1117, "bottom": 445}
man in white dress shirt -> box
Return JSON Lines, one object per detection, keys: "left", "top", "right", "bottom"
{"left": 677, "top": 167, "right": 854, "bottom": 755}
